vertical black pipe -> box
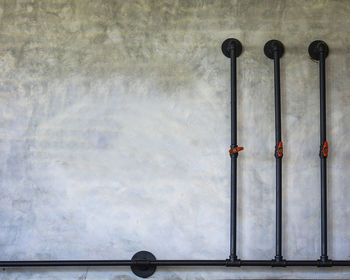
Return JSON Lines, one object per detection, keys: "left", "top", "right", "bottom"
{"left": 308, "top": 40, "right": 329, "bottom": 263}
{"left": 274, "top": 49, "right": 283, "bottom": 261}
{"left": 230, "top": 46, "right": 238, "bottom": 261}
{"left": 264, "top": 40, "right": 284, "bottom": 262}
{"left": 221, "top": 38, "right": 243, "bottom": 262}
{"left": 273, "top": 51, "right": 282, "bottom": 143}
{"left": 319, "top": 49, "right": 327, "bottom": 260}
{"left": 231, "top": 47, "right": 237, "bottom": 145}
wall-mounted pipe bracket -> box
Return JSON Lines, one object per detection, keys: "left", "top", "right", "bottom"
{"left": 264, "top": 40, "right": 284, "bottom": 59}
{"left": 131, "top": 251, "right": 157, "bottom": 278}
{"left": 308, "top": 40, "right": 329, "bottom": 61}
{"left": 222, "top": 38, "right": 243, "bottom": 58}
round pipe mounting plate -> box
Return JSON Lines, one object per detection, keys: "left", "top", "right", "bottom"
{"left": 131, "top": 251, "right": 156, "bottom": 278}
{"left": 222, "top": 38, "right": 243, "bottom": 58}
{"left": 264, "top": 40, "right": 284, "bottom": 59}
{"left": 308, "top": 40, "right": 329, "bottom": 60}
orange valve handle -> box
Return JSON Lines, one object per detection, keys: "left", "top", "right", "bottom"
{"left": 322, "top": 141, "right": 328, "bottom": 157}
{"left": 229, "top": 146, "right": 244, "bottom": 154}
{"left": 277, "top": 141, "right": 283, "bottom": 158}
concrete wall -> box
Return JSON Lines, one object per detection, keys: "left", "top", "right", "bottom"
{"left": 0, "top": 0, "right": 349, "bottom": 279}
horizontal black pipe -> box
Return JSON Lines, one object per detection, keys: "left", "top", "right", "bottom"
{"left": 1, "top": 260, "right": 350, "bottom": 267}
{"left": 0, "top": 260, "right": 225, "bottom": 267}
{"left": 0, "top": 260, "right": 133, "bottom": 267}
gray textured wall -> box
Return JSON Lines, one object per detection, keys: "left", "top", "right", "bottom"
{"left": 0, "top": 0, "right": 350, "bottom": 279}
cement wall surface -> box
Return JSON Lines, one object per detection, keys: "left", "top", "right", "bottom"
{"left": 0, "top": 0, "right": 350, "bottom": 279}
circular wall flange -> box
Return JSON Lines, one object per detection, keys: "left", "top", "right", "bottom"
{"left": 264, "top": 40, "right": 284, "bottom": 59}
{"left": 308, "top": 40, "right": 329, "bottom": 60}
{"left": 221, "top": 38, "right": 242, "bottom": 58}
{"left": 131, "top": 251, "right": 156, "bottom": 278}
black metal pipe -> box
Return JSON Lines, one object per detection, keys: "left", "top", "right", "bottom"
{"left": 319, "top": 46, "right": 328, "bottom": 260}
{"left": 274, "top": 50, "right": 282, "bottom": 144}
{"left": 321, "top": 156, "right": 327, "bottom": 259}
{"left": 285, "top": 260, "right": 319, "bottom": 266}
{"left": 221, "top": 38, "right": 243, "bottom": 262}
{"left": 0, "top": 260, "right": 133, "bottom": 267}
{"left": 239, "top": 260, "right": 273, "bottom": 266}
{"left": 275, "top": 156, "right": 282, "bottom": 260}
{"left": 153, "top": 260, "right": 227, "bottom": 266}
{"left": 0, "top": 260, "right": 225, "bottom": 267}
{"left": 274, "top": 48, "right": 283, "bottom": 261}
{"left": 2, "top": 259, "right": 350, "bottom": 267}
{"left": 230, "top": 45, "right": 238, "bottom": 262}
{"left": 231, "top": 47, "right": 237, "bottom": 145}
{"left": 264, "top": 40, "right": 285, "bottom": 262}
{"left": 308, "top": 40, "right": 330, "bottom": 263}
{"left": 332, "top": 261, "right": 350, "bottom": 266}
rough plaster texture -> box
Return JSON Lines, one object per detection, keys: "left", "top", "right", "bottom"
{"left": 0, "top": 0, "right": 349, "bottom": 279}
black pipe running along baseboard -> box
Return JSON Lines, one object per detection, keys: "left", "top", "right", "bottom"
{"left": 1, "top": 259, "right": 350, "bottom": 267}
{"left": 1, "top": 39, "right": 349, "bottom": 278}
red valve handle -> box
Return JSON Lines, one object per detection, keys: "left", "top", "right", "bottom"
{"left": 322, "top": 141, "right": 328, "bottom": 157}
{"left": 229, "top": 146, "right": 244, "bottom": 154}
{"left": 277, "top": 141, "right": 283, "bottom": 158}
